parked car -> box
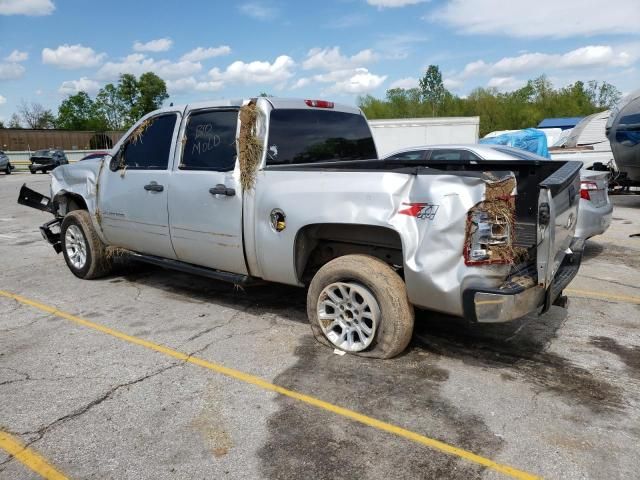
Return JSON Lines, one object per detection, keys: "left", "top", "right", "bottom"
{"left": 29, "top": 149, "right": 68, "bottom": 174}
{"left": 18, "top": 98, "right": 584, "bottom": 359}
{"left": 79, "top": 151, "right": 108, "bottom": 161}
{"left": 384, "top": 144, "right": 612, "bottom": 240}
{"left": 0, "top": 151, "right": 14, "bottom": 175}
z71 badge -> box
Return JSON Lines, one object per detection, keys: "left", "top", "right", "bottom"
{"left": 398, "top": 202, "right": 440, "bottom": 220}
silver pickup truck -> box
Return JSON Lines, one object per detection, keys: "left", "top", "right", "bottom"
{"left": 18, "top": 97, "right": 584, "bottom": 358}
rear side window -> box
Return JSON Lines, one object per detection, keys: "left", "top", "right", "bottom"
{"left": 430, "top": 149, "right": 481, "bottom": 161}
{"left": 122, "top": 114, "right": 177, "bottom": 170}
{"left": 266, "top": 109, "right": 377, "bottom": 165}
{"left": 180, "top": 109, "right": 238, "bottom": 171}
{"left": 386, "top": 150, "right": 425, "bottom": 161}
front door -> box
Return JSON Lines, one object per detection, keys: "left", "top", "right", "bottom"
{"left": 168, "top": 108, "right": 247, "bottom": 274}
{"left": 99, "top": 112, "right": 180, "bottom": 259}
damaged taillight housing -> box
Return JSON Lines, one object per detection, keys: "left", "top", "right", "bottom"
{"left": 466, "top": 211, "right": 512, "bottom": 264}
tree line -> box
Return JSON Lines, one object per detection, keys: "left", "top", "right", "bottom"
{"left": 358, "top": 65, "right": 622, "bottom": 137}
{"left": 1, "top": 72, "right": 168, "bottom": 131}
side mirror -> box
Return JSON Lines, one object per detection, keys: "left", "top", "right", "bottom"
{"left": 109, "top": 146, "right": 124, "bottom": 172}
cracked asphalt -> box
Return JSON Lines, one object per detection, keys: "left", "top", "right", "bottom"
{"left": 1, "top": 172, "right": 640, "bottom": 479}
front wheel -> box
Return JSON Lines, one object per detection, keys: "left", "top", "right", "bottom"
{"left": 61, "top": 210, "right": 111, "bottom": 279}
{"left": 4, "top": 164, "right": 10, "bottom": 175}
{"left": 307, "top": 254, "right": 414, "bottom": 359}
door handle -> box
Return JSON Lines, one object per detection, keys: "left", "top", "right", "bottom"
{"left": 209, "top": 184, "right": 236, "bottom": 196}
{"left": 144, "top": 183, "right": 164, "bottom": 192}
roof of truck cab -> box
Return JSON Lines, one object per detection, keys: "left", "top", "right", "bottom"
{"left": 182, "top": 97, "right": 362, "bottom": 115}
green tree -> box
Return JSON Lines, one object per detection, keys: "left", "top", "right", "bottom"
{"left": 57, "top": 92, "right": 107, "bottom": 130}
{"left": 587, "top": 80, "right": 621, "bottom": 109}
{"left": 359, "top": 66, "right": 619, "bottom": 137}
{"left": 18, "top": 100, "right": 56, "bottom": 129}
{"left": 419, "top": 65, "right": 448, "bottom": 116}
{"left": 137, "top": 72, "right": 169, "bottom": 118}
{"left": 0, "top": 120, "right": 4, "bottom": 128}
{"left": 95, "top": 83, "right": 126, "bottom": 130}
{"left": 8, "top": 113, "right": 21, "bottom": 128}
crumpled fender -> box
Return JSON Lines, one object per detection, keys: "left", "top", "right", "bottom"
{"left": 51, "top": 158, "right": 107, "bottom": 241}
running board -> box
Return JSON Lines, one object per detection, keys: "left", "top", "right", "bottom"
{"left": 129, "top": 252, "right": 257, "bottom": 286}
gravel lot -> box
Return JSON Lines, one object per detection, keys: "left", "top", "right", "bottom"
{"left": 1, "top": 171, "right": 639, "bottom": 480}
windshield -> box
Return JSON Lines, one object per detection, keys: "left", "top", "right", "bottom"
{"left": 34, "top": 149, "right": 52, "bottom": 156}
{"left": 266, "top": 109, "right": 377, "bottom": 165}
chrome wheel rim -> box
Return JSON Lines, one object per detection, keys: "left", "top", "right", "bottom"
{"left": 317, "top": 282, "right": 380, "bottom": 352}
{"left": 65, "top": 224, "right": 87, "bottom": 270}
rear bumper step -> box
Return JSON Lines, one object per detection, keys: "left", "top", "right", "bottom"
{"left": 463, "top": 237, "right": 584, "bottom": 323}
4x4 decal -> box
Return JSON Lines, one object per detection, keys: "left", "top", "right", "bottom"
{"left": 398, "top": 202, "right": 440, "bottom": 220}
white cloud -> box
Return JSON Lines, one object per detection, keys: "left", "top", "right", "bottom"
{"left": 4, "top": 50, "right": 28, "bottom": 62}
{"left": 430, "top": 0, "right": 640, "bottom": 38}
{"left": 326, "top": 68, "right": 387, "bottom": 94}
{"left": 180, "top": 46, "right": 231, "bottom": 62}
{"left": 209, "top": 55, "right": 295, "bottom": 85}
{"left": 239, "top": 2, "right": 277, "bottom": 20}
{"left": 166, "top": 77, "right": 224, "bottom": 93}
{"left": 367, "top": 0, "right": 426, "bottom": 8}
{"left": 0, "top": 62, "right": 25, "bottom": 80}
{"left": 460, "top": 45, "right": 636, "bottom": 79}
{"left": 0, "top": 94, "right": 6, "bottom": 105}
{"left": 303, "top": 47, "right": 377, "bottom": 71}
{"left": 42, "top": 44, "right": 106, "bottom": 69}
{"left": 290, "top": 78, "right": 311, "bottom": 89}
{"left": 486, "top": 76, "right": 524, "bottom": 91}
{"left": 443, "top": 77, "right": 463, "bottom": 90}
{"left": 389, "top": 76, "right": 418, "bottom": 89}
{"left": 97, "top": 54, "right": 202, "bottom": 80}
{"left": 133, "top": 38, "right": 173, "bottom": 53}
{"left": 59, "top": 77, "right": 101, "bottom": 95}
{"left": 0, "top": 0, "right": 54, "bottom": 15}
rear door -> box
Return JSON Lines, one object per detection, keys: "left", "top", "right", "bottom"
{"left": 99, "top": 112, "right": 180, "bottom": 259}
{"left": 168, "top": 108, "right": 247, "bottom": 274}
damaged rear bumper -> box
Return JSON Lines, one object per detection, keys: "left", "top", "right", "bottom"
{"left": 463, "top": 238, "right": 584, "bottom": 323}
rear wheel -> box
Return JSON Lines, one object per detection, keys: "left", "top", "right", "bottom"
{"left": 4, "top": 164, "right": 10, "bottom": 175}
{"left": 307, "top": 254, "right": 414, "bottom": 359}
{"left": 61, "top": 210, "right": 111, "bottom": 279}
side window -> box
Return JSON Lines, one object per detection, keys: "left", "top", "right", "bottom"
{"left": 122, "top": 114, "right": 177, "bottom": 170}
{"left": 430, "top": 149, "right": 481, "bottom": 161}
{"left": 387, "top": 150, "right": 425, "bottom": 161}
{"left": 616, "top": 112, "right": 640, "bottom": 147}
{"left": 180, "top": 109, "right": 238, "bottom": 171}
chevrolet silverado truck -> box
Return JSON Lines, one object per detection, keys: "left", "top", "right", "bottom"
{"left": 18, "top": 97, "right": 584, "bottom": 358}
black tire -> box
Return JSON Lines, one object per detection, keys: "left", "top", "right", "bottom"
{"left": 4, "top": 165, "right": 10, "bottom": 175}
{"left": 61, "top": 210, "right": 111, "bottom": 279}
{"left": 30, "top": 168, "right": 36, "bottom": 174}
{"left": 307, "top": 254, "right": 414, "bottom": 359}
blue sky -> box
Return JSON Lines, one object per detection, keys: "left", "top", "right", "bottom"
{"left": 0, "top": 0, "right": 639, "bottom": 123}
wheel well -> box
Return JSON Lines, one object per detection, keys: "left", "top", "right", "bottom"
{"left": 295, "top": 223, "right": 404, "bottom": 283}
{"left": 54, "top": 192, "right": 88, "bottom": 216}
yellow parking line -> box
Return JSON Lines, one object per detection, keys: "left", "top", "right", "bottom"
{"left": 0, "top": 430, "right": 68, "bottom": 480}
{"left": 0, "top": 289, "right": 540, "bottom": 480}
{"left": 565, "top": 288, "right": 640, "bottom": 305}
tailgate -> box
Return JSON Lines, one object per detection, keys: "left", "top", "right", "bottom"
{"left": 537, "top": 161, "right": 582, "bottom": 288}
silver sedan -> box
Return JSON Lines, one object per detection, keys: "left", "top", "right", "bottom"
{"left": 0, "top": 151, "right": 14, "bottom": 175}
{"left": 384, "top": 144, "right": 613, "bottom": 240}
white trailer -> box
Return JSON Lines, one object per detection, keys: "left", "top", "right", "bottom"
{"left": 369, "top": 117, "right": 480, "bottom": 158}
